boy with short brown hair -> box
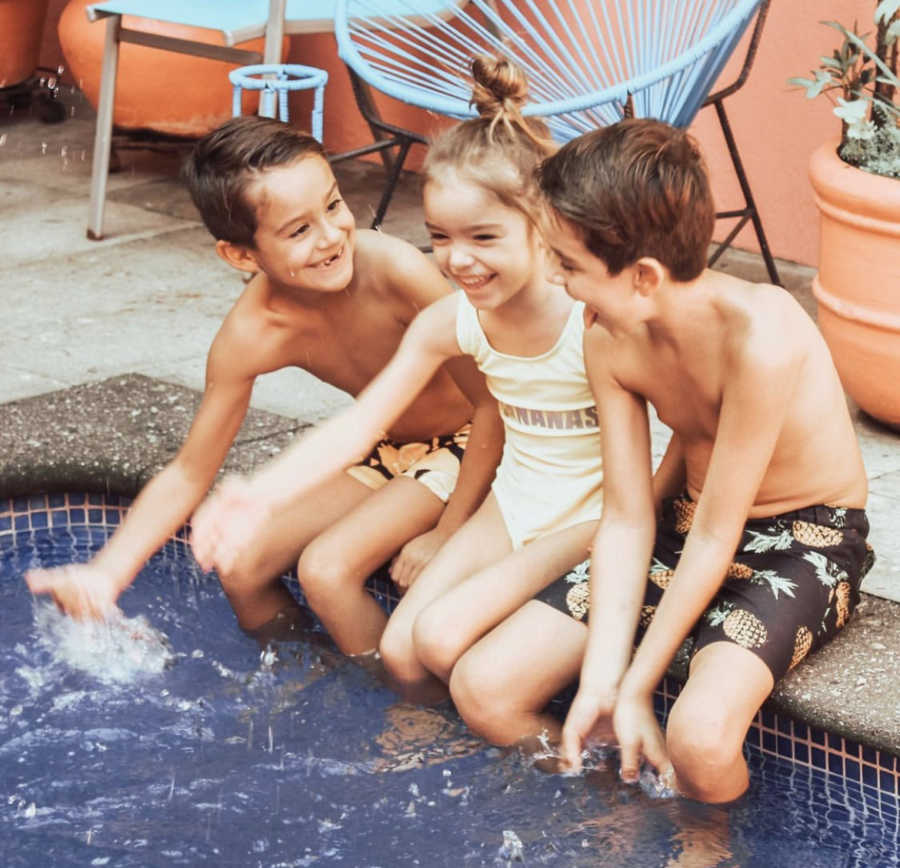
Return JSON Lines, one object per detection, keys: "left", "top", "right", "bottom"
{"left": 441, "top": 118, "right": 872, "bottom": 804}
{"left": 27, "top": 116, "right": 502, "bottom": 655}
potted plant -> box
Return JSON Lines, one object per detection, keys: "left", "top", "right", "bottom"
{"left": 790, "top": 1, "right": 900, "bottom": 429}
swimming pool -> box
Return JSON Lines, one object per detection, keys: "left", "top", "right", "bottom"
{"left": 2, "top": 494, "right": 898, "bottom": 867}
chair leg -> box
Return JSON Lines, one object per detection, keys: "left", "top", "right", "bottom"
{"left": 709, "top": 98, "right": 781, "bottom": 286}
{"left": 339, "top": 65, "right": 427, "bottom": 230}
{"left": 371, "top": 136, "right": 414, "bottom": 229}
{"left": 87, "top": 15, "right": 121, "bottom": 241}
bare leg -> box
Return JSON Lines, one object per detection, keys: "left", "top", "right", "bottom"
{"left": 216, "top": 472, "right": 373, "bottom": 631}
{"left": 448, "top": 600, "right": 587, "bottom": 756}
{"left": 413, "top": 520, "right": 597, "bottom": 682}
{"left": 297, "top": 476, "right": 445, "bottom": 655}
{"left": 377, "top": 494, "right": 514, "bottom": 699}
{"left": 665, "top": 641, "right": 774, "bottom": 803}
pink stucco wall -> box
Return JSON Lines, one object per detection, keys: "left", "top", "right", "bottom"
{"left": 40, "top": 0, "right": 872, "bottom": 267}
{"left": 687, "top": 0, "right": 873, "bottom": 267}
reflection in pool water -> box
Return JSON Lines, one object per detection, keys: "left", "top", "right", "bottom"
{"left": 1, "top": 512, "right": 897, "bottom": 867}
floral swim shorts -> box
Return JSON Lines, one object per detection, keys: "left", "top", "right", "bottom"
{"left": 345, "top": 423, "right": 471, "bottom": 504}
{"left": 537, "top": 494, "right": 875, "bottom": 682}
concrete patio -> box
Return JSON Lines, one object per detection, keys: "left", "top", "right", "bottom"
{"left": 1, "top": 86, "right": 899, "bottom": 753}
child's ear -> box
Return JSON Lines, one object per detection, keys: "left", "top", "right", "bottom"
{"left": 633, "top": 258, "right": 665, "bottom": 296}
{"left": 215, "top": 239, "right": 261, "bottom": 275}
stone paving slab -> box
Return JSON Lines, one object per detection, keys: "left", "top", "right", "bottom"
{"left": 1, "top": 375, "right": 897, "bottom": 759}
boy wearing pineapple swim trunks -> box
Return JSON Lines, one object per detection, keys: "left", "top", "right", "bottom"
{"left": 450, "top": 118, "right": 872, "bottom": 805}
{"left": 541, "top": 495, "right": 872, "bottom": 679}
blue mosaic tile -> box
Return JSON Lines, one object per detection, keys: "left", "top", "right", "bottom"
{"left": 48, "top": 494, "right": 66, "bottom": 508}
{"left": 0, "top": 516, "right": 10, "bottom": 533}
{"left": 68, "top": 493, "right": 85, "bottom": 505}
{"left": 51, "top": 510, "right": 68, "bottom": 527}
{"left": 846, "top": 758, "right": 861, "bottom": 782}
{"left": 31, "top": 512, "right": 48, "bottom": 529}
{"left": 763, "top": 731, "right": 777, "bottom": 753}
{"left": 828, "top": 731, "right": 845, "bottom": 751}
{"left": 793, "top": 721, "right": 808, "bottom": 740}
{"left": 777, "top": 735, "right": 792, "bottom": 758}
{"left": 812, "top": 747, "right": 826, "bottom": 769}
{"left": 88, "top": 509, "right": 104, "bottom": 523}
{"left": 12, "top": 496, "right": 29, "bottom": 512}
{"left": 811, "top": 728, "right": 826, "bottom": 746}
{"left": 829, "top": 753, "right": 844, "bottom": 775}
{"left": 28, "top": 494, "right": 47, "bottom": 510}
{"left": 863, "top": 763, "right": 880, "bottom": 789}
{"left": 795, "top": 743, "right": 809, "bottom": 764}
{"left": 69, "top": 509, "right": 85, "bottom": 524}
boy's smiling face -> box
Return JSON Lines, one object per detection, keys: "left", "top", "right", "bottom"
{"left": 547, "top": 213, "right": 636, "bottom": 330}
{"left": 244, "top": 155, "right": 356, "bottom": 293}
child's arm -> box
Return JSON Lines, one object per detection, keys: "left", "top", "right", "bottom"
{"left": 25, "top": 332, "right": 258, "bottom": 619}
{"left": 190, "top": 293, "right": 464, "bottom": 575}
{"left": 651, "top": 433, "right": 685, "bottom": 516}
{"left": 390, "top": 352, "right": 504, "bottom": 589}
{"left": 560, "top": 331, "right": 661, "bottom": 771}
{"left": 362, "top": 234, "right": 505, "bottom": 588}
{"left": 612, "top": 341, "right": 799, "bottom": 782}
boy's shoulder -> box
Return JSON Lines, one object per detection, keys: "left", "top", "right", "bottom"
{"left": 206, "top": 274, "right": 302, "bottom": 378}
{"left": 715, "top": 275, "right": 813, "bottom": 369}
{"left": 352, "top": 228, "right": 454, "bottom": 313}
{"left": 353, "top": 229, "right": 427, "bottom": 283}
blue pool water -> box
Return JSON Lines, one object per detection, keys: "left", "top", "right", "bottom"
{"left": 1, "top": 505, "right": 898, "bottom": 867}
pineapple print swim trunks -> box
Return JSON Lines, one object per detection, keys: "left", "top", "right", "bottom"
{"left": 345, "top": 423, "right": 470, "bottom": 504}
{"left": 536, "top": 494, "right": 874, "bottom": 681}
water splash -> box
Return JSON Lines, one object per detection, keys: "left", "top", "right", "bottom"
{"left": 33, "top": 601, "right": 174, "bottom": 683}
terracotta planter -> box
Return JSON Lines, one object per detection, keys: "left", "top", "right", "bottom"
{"left": 58, "top": 0, "right": 286, "bottom": 138}
{"left": 809, "top": 140, "right": 900, "bottom": 430}
{"left": 0, "top": 0, "right": 50, "bottom": 88}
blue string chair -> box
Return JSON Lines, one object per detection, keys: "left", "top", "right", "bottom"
{"left": 335, "top": 0, "right": 779, "bottom": 281}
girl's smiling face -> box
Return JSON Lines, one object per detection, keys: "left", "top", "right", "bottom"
{"left": 424, "top": 172, "right": 544, "bottom": 311}
{"left": 244, "top": 155, "right": 356, "bottom": 293}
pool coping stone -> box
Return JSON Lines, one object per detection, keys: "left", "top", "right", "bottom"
{"left": 2, "top": 374, "right": 898, "bottom": 760}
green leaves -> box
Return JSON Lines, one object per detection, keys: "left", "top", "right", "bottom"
{"left": 789, "top": 3, "right": 899, "bottom": 175}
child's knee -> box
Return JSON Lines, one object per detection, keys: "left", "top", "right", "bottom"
{"left": 296, "top": 543, "right": 354, "bottom": 607}
{"left": 666, "top": 697, "right": 742, "bottom": 782}
{"left": 412, "top": 605, "right": 462, "bottom": 679}
{"left": 216, "top": 552, "right": 269, "bottom": 597}
{"left": 378, "top": 616, "right": 419, "bottom": 683}
{"left": 449, "top": 655, "right": 510, "bottom": 745}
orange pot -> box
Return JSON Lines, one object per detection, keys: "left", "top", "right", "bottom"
{"left": 58, "top": 0, "right": 286, "bottom": 137}
{"left": 0, "top": 0, "right": 50, "bottom": 88}
{"left": 810, "top": 140, "right": 900, "bottom": 430}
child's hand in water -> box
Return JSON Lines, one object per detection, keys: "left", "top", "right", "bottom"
{"left": 25, "top": 563, "right": 120, "bottom": 620}
{"left": 390, "top": 526, "right": 451, "bottom": 592}
{"left": 560, "top": 684, "right": 618, "bottom": 773}
{"left": 190, "top": 475, "right": 270, "bottom": 574}
{"left": 611, "top": 691, "right": 672, "bottom": 787}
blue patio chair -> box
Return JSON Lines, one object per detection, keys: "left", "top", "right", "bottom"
{"left": 335, "top": 0, "right": 779, "bottom": 281}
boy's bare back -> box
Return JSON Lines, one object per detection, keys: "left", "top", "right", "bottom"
{"left": 595, "top": 269, "right": 867, "bottom": 515}
{"left": 212, "top": 228, "right": 473, "bottom": 442}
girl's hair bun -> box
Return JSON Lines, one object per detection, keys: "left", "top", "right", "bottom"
{"left": 470, "top": 54, "right": 529, "bottom": 118}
